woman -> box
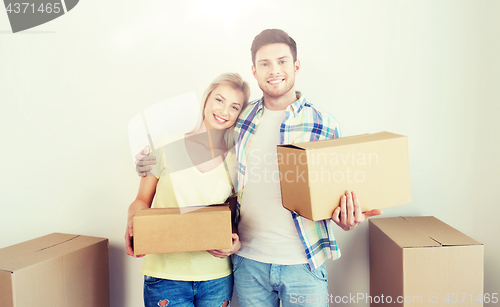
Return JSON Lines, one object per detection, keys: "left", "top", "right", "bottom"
{"left": 125, "top": 73, "right": 250, "bottom": 307}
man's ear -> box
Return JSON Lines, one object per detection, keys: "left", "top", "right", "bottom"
{"left": 294, "top": 60, "right": 301, "bottom": 75}
{"left": 252, "top": 65, "right": 257, "bottom": 78}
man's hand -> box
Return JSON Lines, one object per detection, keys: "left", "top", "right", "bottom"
{"left": 135, "top": 146, "right": 156, "bottom": 177}
{"left": 207, "top": 233, "right": 241, "bottom": 259}
{"left": 331, "top": 190, "right": 382, "bottom": 231}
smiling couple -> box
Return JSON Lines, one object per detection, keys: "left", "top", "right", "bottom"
{"left": 126, "top": 29, "right": 382, "bottom": 307}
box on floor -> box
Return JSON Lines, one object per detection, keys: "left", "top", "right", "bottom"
{"left": 369, "top": 216, "right": 483, "bottom": 307}
{"left": 0, "top": 233, "right": 109, "bottom": 307}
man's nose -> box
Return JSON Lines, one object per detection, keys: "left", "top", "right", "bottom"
{"left": 270, "top": 63, "right": 281, "bottom": 75}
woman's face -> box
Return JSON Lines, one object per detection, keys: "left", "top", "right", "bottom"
{"left": 203, "top": 83, "right": 244, "bottom": 130}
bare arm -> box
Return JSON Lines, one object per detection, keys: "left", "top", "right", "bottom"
{"left": 125, "top": 175, "right": 158, "bottom": 257}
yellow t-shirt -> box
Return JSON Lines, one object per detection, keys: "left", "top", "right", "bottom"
{"left": 140, "top": 135, "right": 236, "bottom": 281}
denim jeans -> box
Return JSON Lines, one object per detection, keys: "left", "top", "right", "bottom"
{"left": 143, "top": 274, "right": 233, "bottom": 307}
{"left": 232, "top": 254, "right": 329, "bottom": 307}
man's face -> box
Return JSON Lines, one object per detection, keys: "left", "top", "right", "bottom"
{"left": 252, "top": 43, "right": 300, "bottom": 100}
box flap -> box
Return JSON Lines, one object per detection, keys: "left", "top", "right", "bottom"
{"left": 278, "top": 144, "right": 305, "bottom": 150}
{"left": 135, "top": 205, "right": 229, "bottom": 217}
{"left": 0, "top": 233, "right": 107, "bottom": 273}
{"left": 277, "top": 131, "right": 404, "bottom": 151}
{"left": 370, "top": 217, "right": 440, "bottom": 248}
{"left": 402, "top": 216, "right": 482, "bottom": 246}
{"left": 370, "top": 216, "right": 482, "bottom": 248}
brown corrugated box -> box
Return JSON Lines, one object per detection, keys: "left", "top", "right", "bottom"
{"left": 277, "top": 131, "right": 411, "bottom": 221}
{"left": 369, "top": 216, "right": 483, "bottom": 306}
{"left": 0, "top": 233, "right": 109, "bottom": 307}
{"left": 133, "top": 205, "right": 232, "bottom": 255}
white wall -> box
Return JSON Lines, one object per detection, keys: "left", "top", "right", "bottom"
{"left": 1, "top": 1, "right": 499, "bottom": 306}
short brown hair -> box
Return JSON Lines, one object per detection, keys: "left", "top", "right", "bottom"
{"left": 251, "top": 29, "right": 297, "bottom": 65}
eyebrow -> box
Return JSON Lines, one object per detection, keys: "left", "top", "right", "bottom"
{"left": 216, "top": 93, "right": 242, "bottom": 106}
{"left": 257, "top": 55, "right": 291, "bottom": 63}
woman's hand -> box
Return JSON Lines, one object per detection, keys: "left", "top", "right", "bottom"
{"left": 125, "top": 218, "right": 145, "bottom": 258}
{"left": 207, "top": 233, "right": 241, "bottom": 259}
{"left": 125, "top": 176, "right": 158, "bottom": 257}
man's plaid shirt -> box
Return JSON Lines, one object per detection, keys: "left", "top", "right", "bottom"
{"left": 233, "top": 92, "right": 342, "bottom": 270}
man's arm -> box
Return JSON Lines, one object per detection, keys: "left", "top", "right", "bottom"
{"left": 331, "top": 191, "right": 383, "bottom": 231}
{"left": 135, "top": 146, "right": 157, "bottom": 177}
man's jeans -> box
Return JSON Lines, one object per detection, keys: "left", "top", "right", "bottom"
{"left": 143, "top": 274, "right": 233, "bottom": 307}
{"left": 232, "top": 254, "right": 328, "bottom": 307}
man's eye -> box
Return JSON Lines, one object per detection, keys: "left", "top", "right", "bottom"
{"left": 280, "top": 60, "right": 287, "bottom": 64}
{"left": 261, "top": 63, "right": 268, "bottom": 67}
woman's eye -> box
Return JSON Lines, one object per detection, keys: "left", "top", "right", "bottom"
{"left": 232, "top": 106, "right": 239, "bottom": 111}
{"left": 216, "top": 98, "right": 223, "bottom": 103}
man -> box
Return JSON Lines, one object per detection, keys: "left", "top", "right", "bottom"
{"left": 137, "top": 29, "right": 382, "bottom": 307}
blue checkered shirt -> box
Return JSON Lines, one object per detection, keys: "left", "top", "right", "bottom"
{"left": 234, "top": 92, "right": 342, "bottom": 270}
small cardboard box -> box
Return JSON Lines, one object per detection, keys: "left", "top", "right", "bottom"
{"left": 0, "top": 233, "right": 109, "bottom": 307}
{"left": 369, "top": 216, "right": 483, "bottom": 306}
{"left": 133, "top": 205, "right": 232, "bottom": 255}
{"left": 277, "top": 131, "right": 411, "bottom": 221}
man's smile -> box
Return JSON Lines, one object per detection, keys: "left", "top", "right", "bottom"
{"left": 267, "top": 78, "right": 285, "bottom": 85}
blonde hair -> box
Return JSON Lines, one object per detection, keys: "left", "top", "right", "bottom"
{"left": 200, "top": 73, "right": 250, "bottom": 148}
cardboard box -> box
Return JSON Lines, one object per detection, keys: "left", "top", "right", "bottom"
{"left": 133, "top": 205, "right": 232, "bottom": 255}
{"left": 277, "top": 131, "right": 411, "bottom": 221}
{"left": 0, "top": 233, "right": 109, "bottom": 307}
{"left": 369, "top": 216, "right": 483, "bottom": 306}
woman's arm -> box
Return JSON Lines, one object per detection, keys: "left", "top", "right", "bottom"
{"left": 125, "top": 176, "right": 158, "bottom": 257}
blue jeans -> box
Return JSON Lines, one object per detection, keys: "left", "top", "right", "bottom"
{"left": 143, "top": 274, "right": 233, "bottom": 307}
{"left": 232, "top": 254, "right": 329, "bottom": 307}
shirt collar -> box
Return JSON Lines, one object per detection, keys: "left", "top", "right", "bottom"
{"left": 286, "top": 91, "right": 305, "bottom": 116}
{"left": 254, "top": 91, "right": 305, "bottom": 116}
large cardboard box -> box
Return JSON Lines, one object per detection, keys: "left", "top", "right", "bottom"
{"left": 0, "top": 233, "right": 109, "bottom": 307}
{"left": 277, "top": 131, "right": 411, "bottom": 221}
{"left": 369, "top": 216, "right": 483, "bottom": 306}
{"left": 133, "top": 205, "right": 232, "bottom": 255}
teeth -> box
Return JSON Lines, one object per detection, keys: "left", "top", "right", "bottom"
{"left": 268, "top": 79, "right": 283, "bottom": 85}
{"left": 214, "top": 114, "right": 227, "bottom": 123}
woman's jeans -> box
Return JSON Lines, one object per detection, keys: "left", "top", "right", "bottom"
{"left": 143, "top": 274, "right": 233, "bottom": 307}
